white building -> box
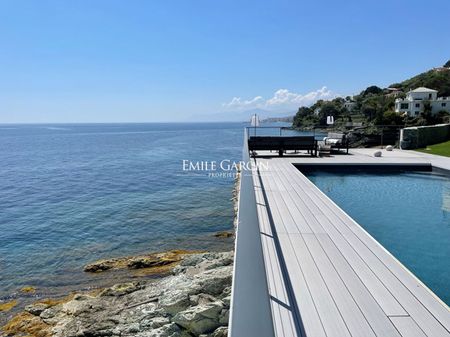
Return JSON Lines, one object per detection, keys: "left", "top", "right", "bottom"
{"left": 344, "top": 101, "right": 357, "bottom": 112}
{"left": 395, "top": 87, "right": 450, "bottom": 116}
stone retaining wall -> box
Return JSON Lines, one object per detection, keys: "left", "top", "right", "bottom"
{"left": 400, "top": 124, "right": 450, "bottom": 149}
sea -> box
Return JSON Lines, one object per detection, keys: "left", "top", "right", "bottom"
{"left": 0, "top": 122, "right": 301, "bottom": 302}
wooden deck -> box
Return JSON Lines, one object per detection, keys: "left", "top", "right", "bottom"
{"left": 252, "top": 153, "right": 450, "bottom": 337}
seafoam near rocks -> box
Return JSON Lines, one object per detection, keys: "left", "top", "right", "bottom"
{"left": 2, "top": 251, "right": 233, "bottom": 337}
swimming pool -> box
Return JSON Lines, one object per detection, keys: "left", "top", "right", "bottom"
{"left": 304, "top": 169, "right": 450, "bottom": 306}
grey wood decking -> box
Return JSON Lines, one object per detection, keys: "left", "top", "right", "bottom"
{"left": 252, "top": 156, "right": 450, "bottom": 337}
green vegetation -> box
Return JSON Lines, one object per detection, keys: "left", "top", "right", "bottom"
{"left": 416, "top": 139, "right": 450, "bottom": 157}
{"left": 393, "top": 68, "right": 450, "bottom": 97}
{"left": 293, "top": 61, "right": 450, "bottom": 129}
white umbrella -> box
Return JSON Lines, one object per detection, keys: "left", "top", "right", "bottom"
{"left": 250, "top": 114, "right": 260, "bottom": 127}
{"left": 250, "top": 114, "right": 260, "bottom": 136}
{"left": 326, "top": 115, "right": 334, "bottom": 125}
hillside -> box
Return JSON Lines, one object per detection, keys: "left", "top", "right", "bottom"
{"left": 391, "top": 67, "right": 450, "bottom": 97}
{"left": 293, "top": 60, "right": 450, "bottom": 129}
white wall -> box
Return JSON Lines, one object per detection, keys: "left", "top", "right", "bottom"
{"left": 395, "top": 96, "right": 450, "bottom": 116}
{"left": 407, "top": 91, "right": 438, "bottom": 101}
{"left": 431, "top": 99, "right": 450, "bottom": 113}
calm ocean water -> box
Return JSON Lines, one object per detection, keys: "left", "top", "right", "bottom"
{"left": 0, "top": 122, "right": 258, "bottom": 299}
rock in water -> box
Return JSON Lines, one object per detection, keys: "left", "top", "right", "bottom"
{"left": 83, "top": 249, "right": 202, "bottom": 275}
{"left": 214, "top": 231, "right": 234, "bottom": 238}
{"left": 3, "top": 251, "right": 234, "bottom": 337}
{"left": 0, "top": 300, "right": 17, "bottom": 312}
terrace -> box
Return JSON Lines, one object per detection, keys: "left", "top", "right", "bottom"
{"left": 229, "top": 130, "right": 450, "bottom": 337}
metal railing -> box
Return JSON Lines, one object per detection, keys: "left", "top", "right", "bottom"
{"left": 229, "top": 128, "right": 275, "bottom": 337}
{"left": 245, "top": 126, "right": 325, "bottom": 140}
{"left": 244, "top": 124, "right": 406, "bottom": 148}
{"left": 312, "top": 124, "right": 406, "bottom": 148}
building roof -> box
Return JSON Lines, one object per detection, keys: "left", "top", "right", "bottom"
{"left": 408, "top": 87, "right": 438, "bottom": 93}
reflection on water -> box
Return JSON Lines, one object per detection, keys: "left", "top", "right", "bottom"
{"left": 442, "top": 182, "right": 450, "bottom": 214}
{"left": 0, "top": 122, "right": 255, "bottom": 300}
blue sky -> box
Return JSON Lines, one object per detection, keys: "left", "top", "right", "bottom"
{"left": 1, "top": 0, "right": 449, "bottom": 123}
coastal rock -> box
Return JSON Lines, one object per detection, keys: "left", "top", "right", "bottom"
{"left": 213, "top": 231, "right": 234, "bottom": 238}
{"left": 135, "top": 322, "right": 185, "bottom": 337}
{"left": 25, "top": 303, "right": 51, "bottom": 316}
{"left": 172, "top": 302, "right": 223, "bottom": 335}
{"left": 100, "top": 282, "right": 143, "bottom": 297}
{"left": 0, "top": 300, "right": 18, "bottom": 312}
{"left": 194, "top": 268, "right": 233, "bottom": 296}
{"left": 174, "top": 251, "right": 233, "bottom": 275}
{"left": 143, "top": 316, "right": 170, "bottom": 329}
{"left": 3, "top": 251, "right": 234, "bottom": 337}
{"left": 218, "top": 308, "right": 229, "bottom": 325}
{"left": 83, "top": 258, "right": 120, "bottom": 272}
{"left": 20, "top": 286, "right": 37, "bottom": 294}
{"left": 211, "top": 326, "right": 228, "bottom": 337}
{"left": 83, "top": 250, "right": 201, "bottom": 274}
{"left": 159, "top": 289, "right": 191, "bottom": 315}
{"left": 2, "top": 312, "right": 52, "bottom": 337}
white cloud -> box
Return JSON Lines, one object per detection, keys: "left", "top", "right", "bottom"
{"left": 222, "top": 87, "right": 339, "bottom": 111}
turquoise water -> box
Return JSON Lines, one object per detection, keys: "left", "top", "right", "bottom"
{"left": 0, "top": 122, "right": 305, "bottom": 300}
{"left": 306, "top": 171, "right": 450, "bottom": 306}
{"left": 0, "top": 123, "right": 247, "bottom": 298}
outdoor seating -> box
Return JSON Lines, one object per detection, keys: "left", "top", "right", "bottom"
{"left": 248, "top": 136, "right": 318, "bottom": 157}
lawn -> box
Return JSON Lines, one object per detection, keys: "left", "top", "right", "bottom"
{"left": 416, "top": 140, "right": 450, "bottom": 157}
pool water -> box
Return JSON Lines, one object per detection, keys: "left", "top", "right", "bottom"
{"left": 306, "top": 170, "right": 450, "bottom": 306}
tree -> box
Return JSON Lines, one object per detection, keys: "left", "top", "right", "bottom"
{"left": 423, "top": 100, "right": 432, "bottom": 114}
{"left": 444, "top": 60, "right": 450, "bottom": 68}
{"left": 317, "top": 102, "right": 341, "bottom": 125}
{"left": 362, "top": 85, "right": 383, "bottom": 97}
{"left": 296, "top": 106, "right": 313, "bottom": 117}
{"left": 379, "top": 111, "right": 404, "bottom": 125}
{"left": 420, "top": 100, "right": 441, "bottom": 125}
{"left": 293, "top": 106, "right": 318, "bottom": 128}
{"left": 361, "top": 105, "right": 377, "bottom": 120}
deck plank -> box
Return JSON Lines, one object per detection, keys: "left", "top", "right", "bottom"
{"left": 280, "top": 161, "right": 450, "bottom": 336}
{"left": 274, "top": 161, "right": 408, "bottom": 317}
{"left": 251, "top": 157, "right": 450, "bottom": 337}
{"left": 302, "top": 233, "right": 378, "bottom": 337}
{"left": 276, "top": 160, "right": 450, "bottom": 336}
{"left": 253, "top": 173, "right": 299, "bottom": 337}
{"left": 270, "top": 162, "right": 404, "bottom": 336}
{"left": 390, "top": 316, "right": 427, "bottom": 337}
{"left": 280, "top": 233, "right": 351, "bottom": 337}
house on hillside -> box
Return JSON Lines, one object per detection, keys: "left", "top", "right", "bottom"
{"left": 394, "top": 87, "right": 450, "bottom": 116}
{"left": 344, "top": 101, "right": 357, "bottom": 112}
{"left": 385, "top": 87, "right": 402, "bottom": 97}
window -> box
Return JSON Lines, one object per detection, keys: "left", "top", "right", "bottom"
{"left": 400, "top": 103, "right": 409, "bottom": 109}
{"left": 415, "top": 103, "right": 420, "bottom": 108}
{"left": 415, "top": 111, "right": 420, "bottom": 115}
{"left": 442, "top": 103, "right": 447, "bottom": 107}
{"left": 429, "top": 93, "right": 432, "bottom": 99}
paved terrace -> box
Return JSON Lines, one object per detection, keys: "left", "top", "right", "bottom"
{"left": 234, "top": 149, "right": 450, "bottom": 337}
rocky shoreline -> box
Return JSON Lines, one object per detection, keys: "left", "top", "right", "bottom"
{"left": 1, "top": 156, "right": 241, "bottom": 337}
{"left": 2, "top": 251, "right": 233, "bottom": 337}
